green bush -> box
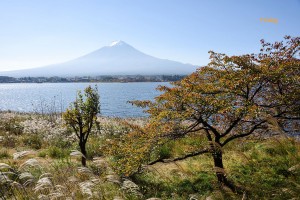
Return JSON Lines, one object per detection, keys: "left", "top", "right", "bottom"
{"left": 1, "top": 117, "right": 24, "bottom": 135}
{"left": 158, "top": 142, "right": 174, "bottom": 159}
{"left": 50, "top": 137, "right": 73, "bottom": 149}
{"left": 86, "top": 136, "right": 104, "bottom": 159}
{"left": 48, "top": 146, "right": 69, "bottom": 159}
{"left": 37, "top": 149, "right": 47, "bottom": 158}
{"left": 0, "top": 149, "right": 10, "bottom": 159}
{"left": 22, "top": 134, "right": 43, "bottom": 149}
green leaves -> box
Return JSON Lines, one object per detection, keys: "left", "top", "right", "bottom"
{"left": 63, "top": 85, "right": 100, "bottom": 139}
{"left": 62, "top": 85, "right": 100, "bottom": 166}
{"left": 106, "top": 36, "right": 300, "bottom": 178}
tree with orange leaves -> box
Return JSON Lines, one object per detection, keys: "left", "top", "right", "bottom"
{"left": 106, "top": 36, "right": 299, "bottom": 193}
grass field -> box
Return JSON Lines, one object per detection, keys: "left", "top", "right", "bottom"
{"left": 1, "top": 112, "right": 299, "bottom": 199}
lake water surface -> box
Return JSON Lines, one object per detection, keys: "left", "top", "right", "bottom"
{"left": 0, "top": 82, "right": 169, "bottom": 117}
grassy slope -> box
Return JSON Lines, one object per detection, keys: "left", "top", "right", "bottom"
{"left": 0, "top": 112, "right": 299, "bottom": 199}
{"left": 134, "top": 136, "right": 300, "bottom": 199}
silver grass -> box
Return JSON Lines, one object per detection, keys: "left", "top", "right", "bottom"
{"left": 205, "top": 196, "right": 213, "bottom": 200}
{"left": 113, "top": 196, "right": 124, "bottom": 200}
{"left": 0, "top": 163, "right": 12, "bottom": 170}
{"left": 106, "top": 166, "right": 115, "bottom": 175}
{"left": 121, "top": 179, "right": 143, "bottom": 198}
{"left": 106, "top": 174, "right": 121, "bottom": 184}
{"left": 188, "top": 194, "right": 198, "bottom": 200}
{"left": 34, "top": 177, "right": 53, "bottom": 193}
{"left": 77, "top": 166, "right": 93, "bottom": 176}
{"left": 19, "top": 172, "right": 35, "bottom": 186}
{"left": 19, "top": 172, "right": 35, "bottom": 180}
{"left": 13, "top": 150, "right": 36, "bottom": 159}
{"left": 39, "top": 173, "right": 53, "bottom": 179}
{"left": 0, "top": 171, "right": 16, "bottom": 176}
{"left": 38, "top": 194, "right": 50, "bottom": 200}
{"left": 288, "top": 164, "right": 300, "bottom": 172}
{"left": 121, "top": 179, "right": 140, "bottom": 191}
{"left": 11, "top": 181, "right": 23, "bottom": 189}
{"left": 19, "top": 158, "right": 41, "bottom": 170}
{"left": 68, "top": 176, "right": 79, "bottom": 183}
{"left": 54, "top": 184, "right": 67, "bottom": 192}
{"left": 79, "top": 181, "right": 94, "bottom": 197}
{"left": 90, "top": 178, "right": 101, "bottom": 184}
{"left": 70, "top": 150, "right": 86, "bottom": 158}
{"left": 49, "top": 192, "right": 65, "bottom": 200}
{"left": 92, "top": 191, "right": 102, "bottom": 198}
{"left": 24, "top": 179, "right": 36, "bottom": 187}
{"left": 93, "top": 157, "right": 108, "bottom": 168}
{"left": 49, "top": 185, "right": 67, "bottom": 199}
{"left": 0, "top": 173, "right": 11, "bottom": 184}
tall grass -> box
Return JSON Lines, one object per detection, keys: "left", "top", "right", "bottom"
{"left": 0, "top": 112, "right": 146, "bottom": 199}
{"left": 132, "top": 137, "right": 300, "bottom": 199}
{"left": 1, "top": 112, "right": 299, "bottom": 199}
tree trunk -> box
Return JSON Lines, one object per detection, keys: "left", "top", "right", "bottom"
{"left": 79, "top": 140, "right": 87, "bottom": 166}
{"left": 212, "top": 150, "right": 237, "bottom": 193}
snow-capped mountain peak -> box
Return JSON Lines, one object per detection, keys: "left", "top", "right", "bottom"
{"left": 1, "top": 41, "right": 197, "bottom": 77}
{"left": 109, "top": 40, "right": 126, "bottom": 47}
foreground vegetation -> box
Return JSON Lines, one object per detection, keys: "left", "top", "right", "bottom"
{"left": 106, "top": 35, "right": 300, "bottom": 196}
{"left": 1, "top": 36, "right": 299, "bottom": 199}
{"left": 0, "top": 112, "right": 299, "bottom": 199}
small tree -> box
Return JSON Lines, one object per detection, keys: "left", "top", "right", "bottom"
{"left": 106, "top": 36, "right": 299, "bottom": 193}
{"left": 63, "top": 85, "right": 100, "bottom": 166}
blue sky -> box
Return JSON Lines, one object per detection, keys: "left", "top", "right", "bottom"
{"left": 0, "top": 0, "right": 299, "bottom": 71}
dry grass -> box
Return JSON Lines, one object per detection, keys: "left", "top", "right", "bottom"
{"left": 1, "top": 112, "right": 300, "bottom": 199}
{"left": 0, "top": 112, "right": 143, "bottom": 199}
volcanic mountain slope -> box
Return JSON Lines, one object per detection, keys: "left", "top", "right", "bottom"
{"left": 2, "top": 41, "right": 197, "bottom": 77}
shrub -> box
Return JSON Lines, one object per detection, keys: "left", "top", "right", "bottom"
{"left": 48, "top": 146, "right": 69, "bottom": 159}
{"left": 50, "top": 137, "right": 73, "bottom": 149}
{"left": 158, "top": 142, "right": 174, "bottom": 159}
{"left": 37, "top": 150, "right": 47, "bottom": 158}
{"left": 86, "top": 136, "right": 104, "bottom": 159}
{"left": 22, "top": 134, "right": 43, "bottom": 149}
{"left": 0, "top": 115, "right": 24, "bottom": 135}
{"left": 2, "top": 135, "right": 17, "bottom": 148}
{"left": 0, "top": 149, "right": 10, "bottom": 159}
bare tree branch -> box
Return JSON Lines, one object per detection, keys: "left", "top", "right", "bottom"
{"left": 148, "top": 148, "right": 210, "bottom": 165}
{"left": 221, "top": 120, "right": 267, "bottom": 146}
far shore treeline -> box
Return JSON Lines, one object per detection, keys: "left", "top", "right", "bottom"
{"left": 0, "top": 75, "right": 185, "bottom": 83}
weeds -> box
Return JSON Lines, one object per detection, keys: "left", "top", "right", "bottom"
{"left": 47, "top": 146, "right": 69, "bottom": 159}
{"left": 1, "top": 135, "right": 18, "bottom": 148}
{"left": 0, "top": 149, "right": 11, "bottom": 159}
{"left": 22, "top": 134, "right": 44, "bottom": 149}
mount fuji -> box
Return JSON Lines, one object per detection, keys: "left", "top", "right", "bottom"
{"left": 2, "top": 41, "right": 197, "bottom": 77}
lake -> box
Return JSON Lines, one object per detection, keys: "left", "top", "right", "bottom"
{"left": 0, "top": 82, "right": 170, "bottom": 117}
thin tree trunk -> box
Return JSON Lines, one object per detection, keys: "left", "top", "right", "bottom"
{"left": 206, "top": 130, "right": 242, "bottom": 194}
{"left": 79, "top": 140, "right": 87, "bottom": 166}
{"left": 212, "top": 150, "right": 237, "bottom": 193}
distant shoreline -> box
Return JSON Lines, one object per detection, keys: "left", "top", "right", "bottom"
{"left": 0, "top": 75, "right": 186, "bottom": 84}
